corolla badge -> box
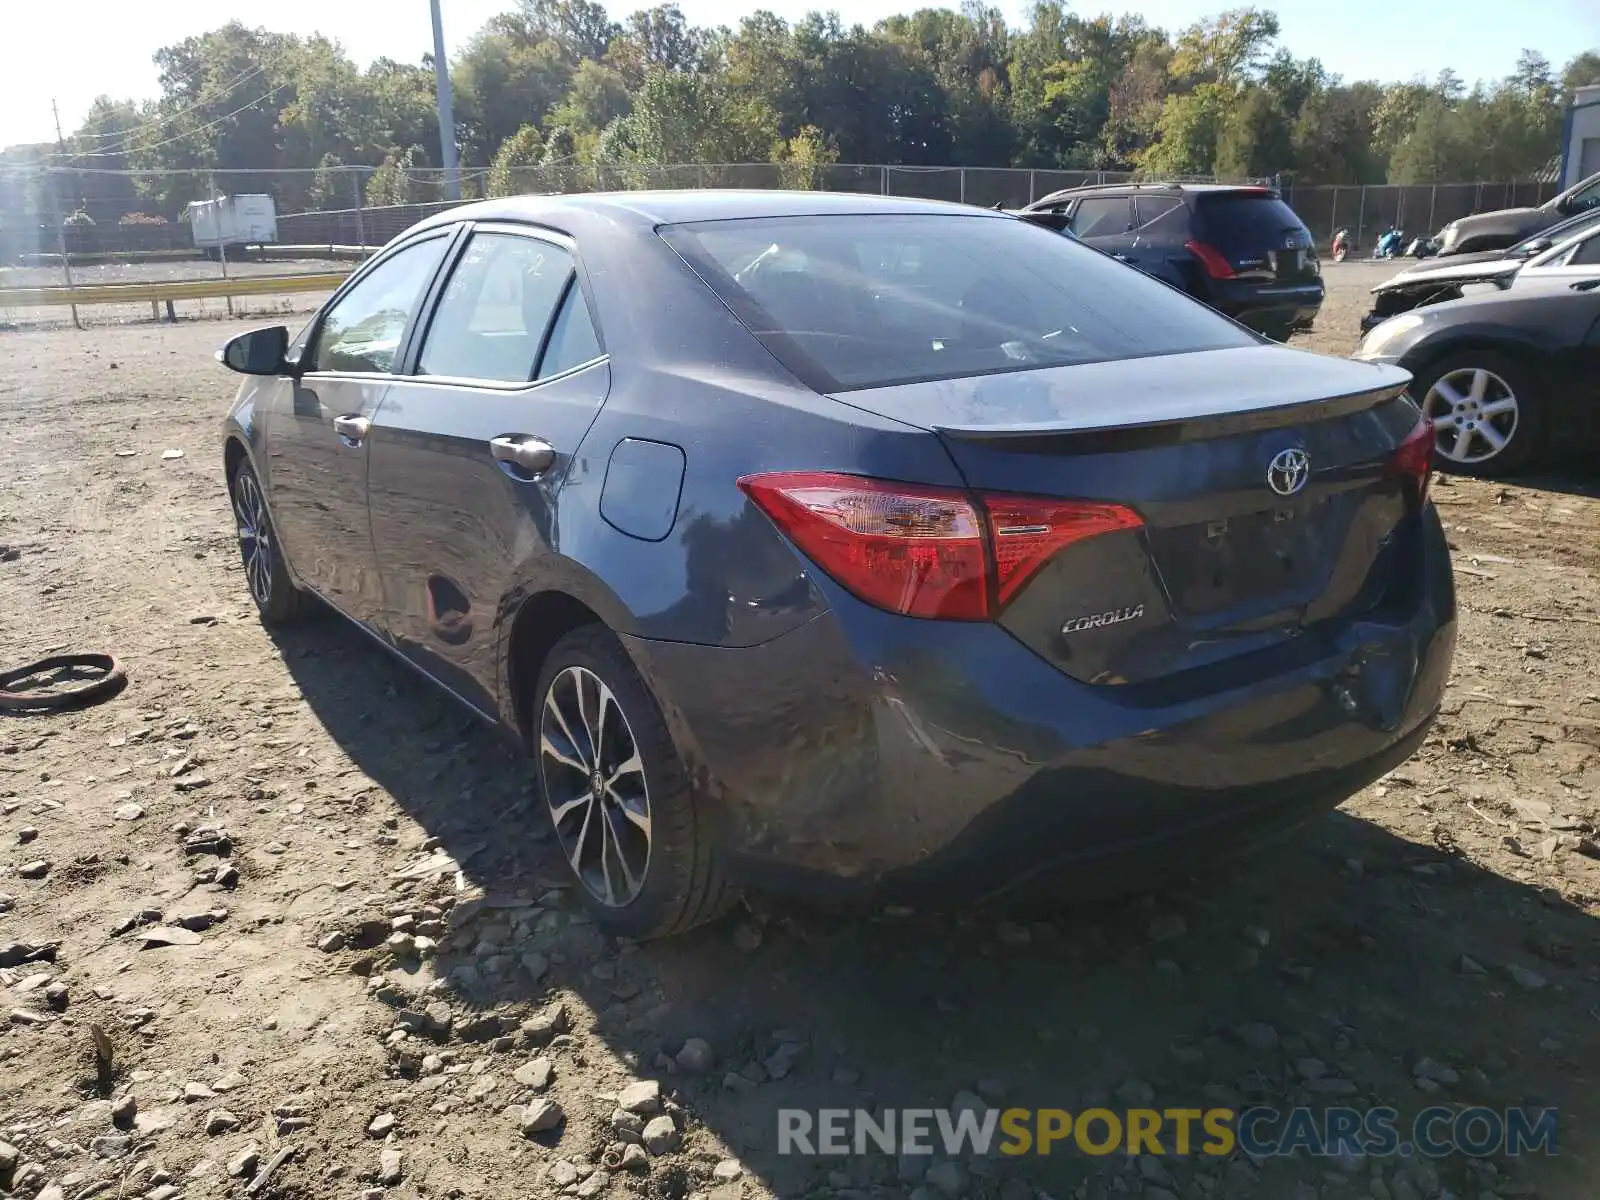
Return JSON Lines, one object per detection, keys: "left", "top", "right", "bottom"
{"left": 1267, "top": 447, "right": 1311, "bottom": 497}
{"left": 1061, "top": 604, "right": 1144, "bottom": 636}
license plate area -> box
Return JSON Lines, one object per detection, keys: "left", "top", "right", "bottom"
{"left": 1149, "top": 499, "right": 1330, "bottom": 617}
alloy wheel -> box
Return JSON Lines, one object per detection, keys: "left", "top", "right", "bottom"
{"left": 1421, "top": 367, "right": 1519, "bottom": 466}
{"left": 233, "top": 470, "right": 274, "bottom": 605}
{"left": 538, "top": 665, "right": 652, "bottom": 908}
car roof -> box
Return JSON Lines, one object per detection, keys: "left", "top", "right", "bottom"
{"left": 1026, "top": 182, "right": 1274, "bottom": 209}
{"left": 412, "top": 189, "right": 999, "bottom": 233}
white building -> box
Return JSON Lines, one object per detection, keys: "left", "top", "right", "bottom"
{"left": 1564, "top": 85, "right": 1600, "bottom": 188}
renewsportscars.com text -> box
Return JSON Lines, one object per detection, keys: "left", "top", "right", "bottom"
{"left": 777, "top": 1106, "right": 1557, "bottom": 1159}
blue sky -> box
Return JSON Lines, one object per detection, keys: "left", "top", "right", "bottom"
{"left": 2, "top": 0, "right": 1596, "bottom": 149}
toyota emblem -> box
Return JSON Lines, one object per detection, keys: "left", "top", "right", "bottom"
{"left": 1267, "top": 447, "right": 1310, "bottom": 496}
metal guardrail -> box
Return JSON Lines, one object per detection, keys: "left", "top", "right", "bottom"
{"left": 0, "top": 270, "right": 350, "bottom": 310}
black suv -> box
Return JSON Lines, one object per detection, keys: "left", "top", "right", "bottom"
{"left": 1019, "top": 183, "right": 1324, "bottom": 340}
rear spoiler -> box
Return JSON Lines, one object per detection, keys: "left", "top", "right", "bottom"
{"left": 933, "top": 383, "right": 1409, "bottom": 455}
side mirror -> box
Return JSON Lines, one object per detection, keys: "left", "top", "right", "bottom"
{"left": 216, "top": 326, "right": 289, "bottom": 375}
{"left": 1519, "top": 238, "right": 1551, "bottom": 256}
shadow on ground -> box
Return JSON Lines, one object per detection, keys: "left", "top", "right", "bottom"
{"left": 272, "top": 615, "right": 1596, "bottom": 1200}
{"left": 1501, "top": 455, "right": 1600, "bottom": 501}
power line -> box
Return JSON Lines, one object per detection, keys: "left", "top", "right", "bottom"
{"left": 61, "top": 82, "right": 292, "bottom": 161}
{"left": 71, "top": 62, "right": 269, "bottom": 145}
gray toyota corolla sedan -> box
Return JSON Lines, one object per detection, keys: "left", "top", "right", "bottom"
{"left": 217, "top": 191, "right": 1455, "bottom": 938}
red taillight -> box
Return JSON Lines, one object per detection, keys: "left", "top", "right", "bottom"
{"left": 1185, "top": 239, "right": 1236, "bottom": 279}
{"left": 737, "top": 472, "right": 1142, "bottom": 621}
{"left": 1392, "top": 416, "right": 1433, "bottom": 506}
{"left": 983, "top": 494, "right": 1144, "bottom": 607}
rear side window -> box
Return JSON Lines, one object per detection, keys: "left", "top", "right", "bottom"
{"left": 1193, "top": 192, "right": 1313, "bottom": 253}
{"left": 1134, "top": 195, "right": 1186, "bottom": 232}
{"left": 418, "top": 233, "right": 574, "bottom": 382}
{"left": 538, "top": 284, "right": 603, "bottom": 378}
{"left": 660, "top": 213, "right": 1255, "bottom": 393}
{"left": 1070, "top": 197, "right": 1132, "bottom": 238}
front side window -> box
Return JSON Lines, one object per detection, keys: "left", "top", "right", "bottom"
{"left": 661, "top": 213, "right": 1255, "bottom": 393}
{"left": 312, "top": 237, "right": 448, "bottom": 374}
{"left": 418, "top": 232, "right": 576, "bottom": 383}
{"left": 1567, "top": 233, "right": 1600, "bottom": 266}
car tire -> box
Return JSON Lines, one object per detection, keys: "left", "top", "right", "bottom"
{"left": 229, "top": 460, "right": 306, "bottom": 625}
{"left": 532, "top": 625, "right": 734, "bottom": 939}
{"left": 1412, "top": 350, "right": 1545, "bottom": 477}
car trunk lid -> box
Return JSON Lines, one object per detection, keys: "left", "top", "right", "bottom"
{"left": 830, "top": 347, "right": 1421, "bottom": 685}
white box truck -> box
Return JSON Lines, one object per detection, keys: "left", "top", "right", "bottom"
{"left": 188, "top": 194, "right": 277, "bottom": 256}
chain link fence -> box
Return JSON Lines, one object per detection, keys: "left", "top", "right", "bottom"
{"left": 1283, "top": 180, "right": 1560, "bottom": 251}
{"left": 0, "top": 161, "right": 1565, "bottom": 298}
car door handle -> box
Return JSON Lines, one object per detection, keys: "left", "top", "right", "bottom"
{"left": 332, "top": 414, "right": 370, "bottom": 445}
{"left": 489, "top": 434, "right": 555, "bottom": 477}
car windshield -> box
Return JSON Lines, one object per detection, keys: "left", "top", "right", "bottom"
{"left": 1561, "top": 173, "right": 1600, "bottom": 213}
{"left": 1522, "top": 219, "right": 1600, "bottom": 269}
{"left": 659, "top": 214, "right": 1255, "bottom": 392}
{"left": 1510, "top": 208, "right": 1600, "bottom": 256}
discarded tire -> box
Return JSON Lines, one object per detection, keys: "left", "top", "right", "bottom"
{"left": 0, "top": 653, "right": 126, "bottom": 712}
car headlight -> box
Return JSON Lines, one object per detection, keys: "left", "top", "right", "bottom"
{"left": 1357, "top": 312, "right": 1425, "bottom": 359}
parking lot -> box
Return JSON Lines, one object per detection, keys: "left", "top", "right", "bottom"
{"left": 2, "top": 261, "right": 1598, "bottom": 1200}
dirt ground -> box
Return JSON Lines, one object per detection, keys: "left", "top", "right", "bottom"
{"left": 2, "top": 264, "right": 1599, "bottom": 1200}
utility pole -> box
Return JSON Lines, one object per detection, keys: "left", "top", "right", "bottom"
{"left": 429, "top": 0, "right": 461, "bottom": 202}
{"left": 50, "top": 99, "right": 81, "bottom": 329}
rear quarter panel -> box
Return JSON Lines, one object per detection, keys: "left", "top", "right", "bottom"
{"left": 558, "top": 361, "right": 965, "bottom": 649}
{"left": 547, "top": 223, "right": 968, "bottom": 650}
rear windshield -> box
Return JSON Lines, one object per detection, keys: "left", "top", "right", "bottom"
{"left": 1193, "top": 192, "right": 1313, "bottom": 253}
{"left": 659, "top": 214, "right": 1257, "bottom": 392}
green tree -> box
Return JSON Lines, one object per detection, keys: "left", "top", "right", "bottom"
{"left": 598, "top": 68, "right": 776, "bottom": 164}
{"left": 877, "top": 5, "right": 1014, "bottom": 166}
{"left": 54, "top": 5, "right": 1593, "bottom": 202}
{"left": 453, "top": 25, "right": 573, "bottom": 166}
{"left": 519, "top": 0, "right": 620, "bottom": 62}
{"left": 546, "top": 60, "right": 634, "bottom": 134}
{"left": 1137, "top": 82, "right": 1227, "bottom": 177}
{"left": 543, "top": 126, "right": 579, "bottom": 163}
{"left": 1370, "top": 81, "right": 1434, "bottom": 164}
{"left": 606, "top": 4, "right": 706, "bottom": 87}
{"left": 1562, "top": 51, "right": 1600, "bottom": 100}
{"left": 1261, "top": 49, "right": 1327, "bottom": 122}
{"left": 1291, "top": 84, "right": 1383, "bottom": 184}
{"left": 488, "top": 125, "right": 546, "bottom": 195}
{"left": 1168, "top": 7, "right": 1279, "bottom": 88}
{"left": 1213, "top": 85, "right": 1290, "bottom": 179}
{"left": 775, "top": 124, "right": 838, "bottom": 188}
{"left": 1102, "top": 34, "right": 1172, "bottom": 167}
{"left": 1386, "top": 93, "right": 1476, "bottom": 183}
{"left": 65, "top": 98, "right": 144, "bottom": 221}
{"left": 364, "top": 147, "right": 430, "bottom": 205}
